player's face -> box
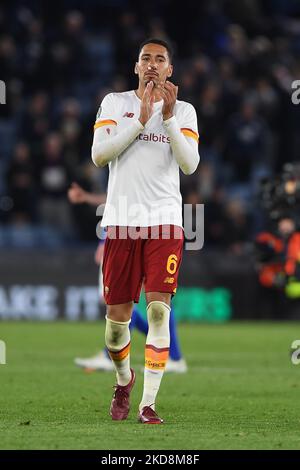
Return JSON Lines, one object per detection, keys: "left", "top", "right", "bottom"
{"left": 278, "top": 218, "right": 295, "bottom": 236}
{"left": 135, "top": 43, "right": 173, "bottom": 87}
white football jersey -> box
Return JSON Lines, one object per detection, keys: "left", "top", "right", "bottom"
{"left": 94, "top": 90, "right": 199, "bottom": 227}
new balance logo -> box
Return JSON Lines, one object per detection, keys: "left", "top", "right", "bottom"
{"left": 164, "top": 277, "right": 174, "bottom": 284}
{"left": 123, "top": 112, "right": 134, "bottom": 118}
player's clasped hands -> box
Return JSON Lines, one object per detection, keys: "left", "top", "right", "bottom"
{"left": 139, "top": 81, "right": 155, "bottom": 126}
{"left": 158, "top": 80, "right": 178, "bottom": 121}
{"left": 138, "top": 80, "right": 178, "bottom": 126}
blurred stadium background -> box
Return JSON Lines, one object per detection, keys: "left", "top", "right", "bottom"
{"left": 1, "top": 0, "right": 300, "bottom": 321}
{"left": 1, "top": 0, "right": 300, "bottom": 451}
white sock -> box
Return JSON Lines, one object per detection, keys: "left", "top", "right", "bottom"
{"left": 139, "top": 301, "right": 170, "bottom": 411}
{"left": 105, "top": 315, "right": 131, "bottom": 386}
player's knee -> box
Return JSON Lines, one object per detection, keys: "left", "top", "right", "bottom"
{"left": 105, "top": 316, "right": 130, "bottom": 350}
{"left": 147, "top": 301, "right": 170, "bottom": 327}
{"left": 146, "top": 301, "right": 170, "bottom": 348}
{"left": 106, "top": 304, "right": 132, "bottom": 323}
{"left": 105, "top": 323, "right": 121, "bottom": 348}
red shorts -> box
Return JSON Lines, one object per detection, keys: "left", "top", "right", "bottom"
{"left": 102, "top": 225, "right": 184, "bottom": 305}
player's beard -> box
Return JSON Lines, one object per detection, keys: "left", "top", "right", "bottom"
{"left": 144, "top": 77, "right": 158, "bottom": 87}
{"left": 144, "top": 70, "right": 160, "bottom": 84}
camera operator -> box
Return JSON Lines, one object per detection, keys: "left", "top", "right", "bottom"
{"left": 255, "top": 164, "right": 300, "bottom": 319}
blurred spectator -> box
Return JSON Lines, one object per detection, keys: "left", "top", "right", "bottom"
{"left": 196, "top": 81, "right": 223, "bottom": 151}
{"left": 6, "top": 141, "right": 36, "bottom": 223}
{"left": 38, "top": 133, "right": 73, "bottom": 234}
{"left": 223, "top": 98, "right": 272, "bottom": 186}
{"left": 59, "top": 98, "right": 83, "bottom": 168}
{"left": 19, "top": 91, "right": 50, "bottom": 159}
{"left": 0, "top": 1, "right": 300, "bottom": 248}
{"left": 223, "top": 199, "right": 250, "bottom": 252}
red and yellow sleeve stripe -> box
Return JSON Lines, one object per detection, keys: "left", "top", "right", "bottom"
{"left": 180, "top": 128, "right": 199, "bottom": 143}
{"left": 94, "top": 119, "right": 117, "bottom": 131}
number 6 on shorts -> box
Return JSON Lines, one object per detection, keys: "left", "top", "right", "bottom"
{"left": 166, "top": 254, "right": 178, "bottom": 274}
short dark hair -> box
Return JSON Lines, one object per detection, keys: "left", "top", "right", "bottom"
{"left": 138, "top": 38, "right": 174, "bottom": 62}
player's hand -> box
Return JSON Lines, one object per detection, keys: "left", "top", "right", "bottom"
{"left": 94, "top": 243, "right": 104, "bottom": 265}
{"left": 68, "top": 182, "right": 88, "bottom": 204}
{"left": 159, "top": 80, "right": 178, "bottom": 120}
{"left": 138, "top": 81, "right": 155, "bottom": 126}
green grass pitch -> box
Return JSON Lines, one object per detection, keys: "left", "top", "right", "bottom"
{"left": 1, "top": 321, "right": 300, "bottom": 450}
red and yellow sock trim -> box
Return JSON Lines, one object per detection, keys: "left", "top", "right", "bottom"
{"left": 108, "top": 341, "right": 130, "bottom": 362}
{"left": 145, "top": 344, "right": 169, "bottom": 371}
